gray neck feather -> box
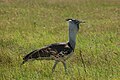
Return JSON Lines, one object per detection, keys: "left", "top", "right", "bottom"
{"left": 68, "top": 23, "right": 78, "bottom": 50}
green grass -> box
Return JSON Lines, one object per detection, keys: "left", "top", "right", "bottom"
{"left": 0, "top": 0, "right": 120, "bottom": 80}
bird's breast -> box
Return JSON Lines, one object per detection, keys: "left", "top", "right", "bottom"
{"left": 53, "top": 51, "right": 74, "bottom": 61}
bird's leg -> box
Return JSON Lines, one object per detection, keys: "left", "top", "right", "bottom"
{"left": 62, "top": 61, "right": 67, "bottom": 73}
{"left": 52, "top": 61, "right": 59, "bottom": 73}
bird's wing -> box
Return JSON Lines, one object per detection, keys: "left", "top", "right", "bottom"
{"left": 23, "top": 42, "right": 72, "bottom": 61}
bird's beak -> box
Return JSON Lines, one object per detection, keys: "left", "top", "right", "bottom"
{"left": 80, "top": 21, "right": 85, "bottom": 23}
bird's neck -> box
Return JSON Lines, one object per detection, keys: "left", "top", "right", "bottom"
{"left": 68, "top": 29, "right": 77, "bottom": 50}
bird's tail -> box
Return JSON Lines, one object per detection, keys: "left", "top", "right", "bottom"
{"left": 21, "top": 60, "right": 27, "bottom": 65}
{"left": 21, "top": 50, "right": 38, "bottom": 65}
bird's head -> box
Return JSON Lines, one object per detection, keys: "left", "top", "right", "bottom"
{"left": 66, "top": 18, "right": 85, "bottom": 32}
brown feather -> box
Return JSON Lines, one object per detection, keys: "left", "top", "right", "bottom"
{"left": 22, "top": 42, "right": 73, "bottom": 64}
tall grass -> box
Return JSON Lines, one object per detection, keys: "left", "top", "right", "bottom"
{"left": 0, "top": 0, "right": 120, "bottom": 80}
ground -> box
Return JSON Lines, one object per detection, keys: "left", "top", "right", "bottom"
{"left": 0, "top": 0, "right": 120, "bottom": 80}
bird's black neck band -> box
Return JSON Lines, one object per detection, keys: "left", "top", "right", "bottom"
{"left": 68, "top": 42, "right": 74, "bottom": 51}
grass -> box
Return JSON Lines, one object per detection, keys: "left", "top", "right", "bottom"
{"left": 0, "top": 0, "right": 120, "bottom": 80}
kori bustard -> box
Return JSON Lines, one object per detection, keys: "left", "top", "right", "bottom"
{"left": 21, "top": 19, "right": 85, "bottom": 72}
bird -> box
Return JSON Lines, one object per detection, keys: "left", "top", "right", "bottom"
{"left": 21, "top": 18, "right": 85, "bottom": 73}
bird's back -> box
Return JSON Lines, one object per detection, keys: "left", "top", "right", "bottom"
{"left": 22, "top": 42, "right": 73, "bottom": 64}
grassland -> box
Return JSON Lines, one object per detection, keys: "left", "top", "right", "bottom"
{"left": 0, "top": 0, "right": 120, "bottom": 80}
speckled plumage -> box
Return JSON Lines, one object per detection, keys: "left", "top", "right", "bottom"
{"left": 22, "top": 42, "right": 73, "bottom": 64}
